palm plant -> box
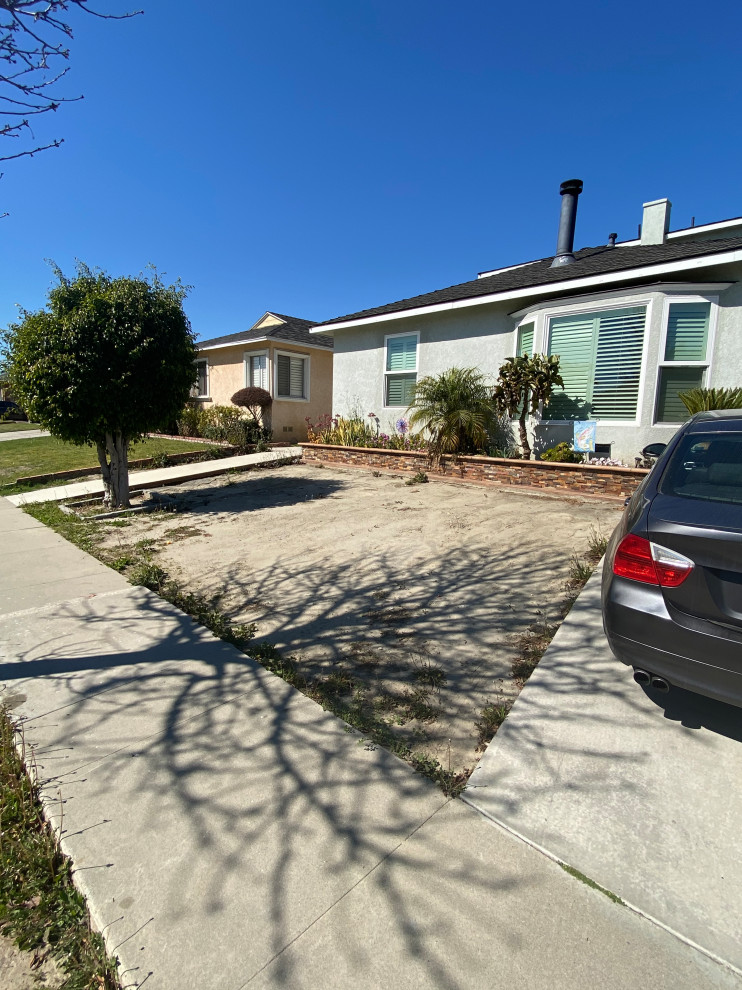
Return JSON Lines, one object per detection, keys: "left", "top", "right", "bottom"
{"left": 679, "top": 387, "right": 742, "bottom": 415}
{"left": 408, "top": 367, "right": 495, "bottom": 464}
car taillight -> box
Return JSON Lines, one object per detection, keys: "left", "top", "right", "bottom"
{"left": 613, "top": 534, "right": 694, "bottom": 588}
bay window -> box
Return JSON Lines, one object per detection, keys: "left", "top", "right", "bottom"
{"left": 545, "top": 306, "right": 647, "bottom": 420}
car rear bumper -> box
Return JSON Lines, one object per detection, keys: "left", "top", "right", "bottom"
{"left": 603, "top": 575, "right": 742, "bottom": 708}
{"left": 605, "top": 629, "right": 742, "bottom": 707}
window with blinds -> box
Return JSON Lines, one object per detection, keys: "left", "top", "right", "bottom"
{"left": 385, "top": 333, "right": 418, "bottom": 407}
{"left": 545, "top": 307, "right": 647, "bottom": 420}
{"left": 664, "top": 303, "right": 710, "bottom": 362}
{"left": 249, "top": 354, "right": 268, "bottom": 390}
{"left": 193, "top": 359, "right": 208, "bottom": 397}
{"left": 516, "top": 323, "right": 534, "bottom": 357}
{"left": 655, "top": 301, "right": 711, "bottom": 423}
{"left": 276, "top": 353, "right": 307, "bottom": 399}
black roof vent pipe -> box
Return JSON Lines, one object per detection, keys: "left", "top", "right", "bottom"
{"left": 550, "top": 179, "right": 583, "bottom": 267}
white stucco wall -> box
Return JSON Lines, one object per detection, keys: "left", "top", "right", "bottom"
{"left": 329, "top": 264, "right": 742, "bottom": 465}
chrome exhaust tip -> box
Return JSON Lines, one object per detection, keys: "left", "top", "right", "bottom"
{"left": 650, "top": 676, "right": 670, "bottom": 693}
{"left": 633, "top": 669, "right": 651, "bottom": 686}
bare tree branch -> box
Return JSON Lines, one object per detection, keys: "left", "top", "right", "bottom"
{"left": 0, "top": 0, "right": 142, "bottom": 164}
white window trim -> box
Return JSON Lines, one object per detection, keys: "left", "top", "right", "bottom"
{"left": 524, "top": 295, "right": 656, "bottom": 426}
{"left": 244, "top": 349, "right": 270, "bottom": 391}
{"left": 653, "top": 294, "right": 719, "bottom": 426}
{"left": 274, "top": 349, "right": 311, "bottom": 402}
{"left": 383, "top": 330, "right": 419, "bottom": 408}
{"left": 193, "top": 357, "right": 210, "bottom": 399}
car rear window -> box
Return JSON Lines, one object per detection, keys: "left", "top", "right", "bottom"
{"left": 659, "top": 432, "right": 742, "bottom": 505}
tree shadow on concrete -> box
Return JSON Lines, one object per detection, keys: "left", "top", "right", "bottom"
{"left": 0, "top": 587, "right": 545, "bottom": 990}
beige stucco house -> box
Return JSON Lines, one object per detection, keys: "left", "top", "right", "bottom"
{"left": 195, "top": 312, "right": 333, "bottom": 439}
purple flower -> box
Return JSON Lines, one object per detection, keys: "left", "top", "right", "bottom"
{"left": 395, "top": 418, "right": 409, "bottom": 435}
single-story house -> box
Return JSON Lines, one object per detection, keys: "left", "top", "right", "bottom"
{"left": 312, "top": 182, "right": 742, "bottom": 463}
{"left": 195, "top": 312, "right": 333, "bottom": 439}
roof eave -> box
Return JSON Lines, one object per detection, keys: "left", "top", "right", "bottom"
{"left": 311, "top": 248, "right": 742, "bottom": 332}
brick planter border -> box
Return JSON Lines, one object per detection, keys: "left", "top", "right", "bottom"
{"left": 299, "top": 443, "right": 648, "bottom": 500}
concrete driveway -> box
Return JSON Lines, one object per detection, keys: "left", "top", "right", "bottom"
{"left": 464, "top": 565, "right": 742, "bottom": 976}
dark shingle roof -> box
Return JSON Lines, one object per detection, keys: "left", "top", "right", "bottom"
{"left": 317, "top": 237, "right": 742, "bottom": 327}
{"left": 199, "top": 313, "right": 333, "bottom": 350}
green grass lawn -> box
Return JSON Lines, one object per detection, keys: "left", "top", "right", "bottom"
{"left": 0, "top": 435, "right": 208, "bottom": 486}
{"left": 0, "top": 421, "right": 43, "bottom": 433}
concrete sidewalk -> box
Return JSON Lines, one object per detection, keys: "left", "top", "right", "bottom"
{"left": 0, "top": 428, "right": 50, "bottom": 441}
{"left": 465, "top": 566, "right": 742, "bottom": 976}
{"left": 6, "top": 447, "right": 303, "bottom": 506}
{"left": 0, "top": 496, "right": 737, "bottom": 989}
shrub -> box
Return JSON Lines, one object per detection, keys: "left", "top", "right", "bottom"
{"left": 177, "top": 403, "right": 208, "bottom": 438}
{"left": 540, "top": 442, "right": 583, "bottom": 463}
{"left": 408, "top": 368, "right": 496, "bottom": 463}
{"left": 231, "top": 386, "right": 272, "bottom": 423}
{"left": 175, "top": 404, "right": 271, "bottom": 451}
{"left": 678, "top": 387, "right": 742, "bottom": 414}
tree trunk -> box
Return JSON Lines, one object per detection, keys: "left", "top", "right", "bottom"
{"left": 518, "top": 409, "right": 531, "bottom": 460}
{"left": 96, "top": 441, "right": 113, "bottom": 506}
{"left": 96, "top": 432, "right": 130, "bottom": 508}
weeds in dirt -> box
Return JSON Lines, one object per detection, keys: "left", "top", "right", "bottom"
{"left": 587, "top": 525, "right": 609, "bottom": 562}
{"left": 509, "top": 538, "right": 602, "bottom": 688}
{"left": 0, "top": 707, "right": 120, "bottom": 989}
{"left": 405, "top": 471, "right": 429, "bottom": 486}
{"left": 475, "top": 701, "right": 512, "bottom": 750}
{"left": 412, "top": 662, "right": 446, "bottom": 688}
{"left": 568, "top": 555, "right": 594, "bottom": 588}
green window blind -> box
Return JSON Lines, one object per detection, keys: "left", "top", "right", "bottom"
{"left": 656, "top": 366, "right": 705, "bottom": 423}
{"left": 386, "top": 335, "right": 417, "bottom": 372}
{"left": 546, "top": 307, "right": 646, "bottom": 420}
{"left": 664, "top": 303, "right": 710, "bottom": 362}
{"left": 516, "top": 323, "right": 534, "bottom": 357}
{"left": 386, "top": 373, "right": 416, "bottom": 406}
{"left": 545, "top": 313, "right": 596, "bottom": 418}
{"left": 276, "top": 354, "right": 306, "bottom": 398}
{"left": 592, "top": 308, "right": 646, "bottom": 420}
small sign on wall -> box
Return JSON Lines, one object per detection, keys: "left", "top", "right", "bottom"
{"left": 573, "top": 420, "right": 597, "bottom": 454}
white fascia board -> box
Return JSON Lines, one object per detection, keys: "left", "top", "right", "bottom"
{"left": 313, "top": 250, "right": 742, "bottom": 333}
{"left": 198, "top": 337, "right": 332, "bottom": 353}
{"left": 508, "top": 281, "right": 734, "bottom": 320}
{"left": 198, "top": 336, "right": 268, "bottom": 351}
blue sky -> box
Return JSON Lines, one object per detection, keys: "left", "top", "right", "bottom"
{"left": 1, "top": 0, "right": 740, "bottom": 340}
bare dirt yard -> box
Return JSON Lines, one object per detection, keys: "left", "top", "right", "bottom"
{"left": 99, "top": 463, "right": 622, "bottom": 775}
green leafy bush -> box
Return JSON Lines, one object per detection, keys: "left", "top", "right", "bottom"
{"left": 540, "top": 442, "right": 583, "bottom": 463}
{"left": 176, "top": 404, "right": 272, "bottom": 451}
{"left": 679, "top": 387, "right": 742, "bottom": 414}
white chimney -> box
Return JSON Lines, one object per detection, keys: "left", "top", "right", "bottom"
{"left": 640, "top": 198, "right": 672, "bottom": 245}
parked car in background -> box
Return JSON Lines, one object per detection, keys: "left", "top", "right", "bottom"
{"left": 603, "top": 410, "right": 742, "bottom": 709}
{"left": 0, "top": 400, "right": 27, "bottom": 421}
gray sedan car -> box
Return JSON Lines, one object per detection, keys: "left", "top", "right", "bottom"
{"left": 602, "top": 410, "right": 742, "bottom": 708}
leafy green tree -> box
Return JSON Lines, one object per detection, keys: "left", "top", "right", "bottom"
{"left": 492, "top": 354, "right": 564, "bottom": 460}
{"left": 408, "top": 367, "right": 496, "bottom": 464}
{"left": 4, "top": 264, "right": 198, "bottom": 507}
